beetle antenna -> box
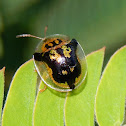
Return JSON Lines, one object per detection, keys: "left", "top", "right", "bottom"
{"left": 16, "top": 34, "right": 44, "bottom": 40}
{"left": 44, "top": 25, "right": 48, "bottom": 37}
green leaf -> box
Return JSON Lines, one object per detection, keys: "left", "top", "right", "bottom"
{"left": 64, "top": 47, "right": 105, "bottom": 126}
{"left": 2, "top": 59, "right": 37, "bottom": 126}
{"left": 95, "top": 46, "right": 126, "bottom": 126}
{"left": 33, "top": 81, "right": 66, "bottom": 126}
{"left": 0, "top": 67, "right": 5, "bottom": 123}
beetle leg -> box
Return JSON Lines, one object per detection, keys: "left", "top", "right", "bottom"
{"left": 39, "top": 84, "right": 47, "bottom": 93}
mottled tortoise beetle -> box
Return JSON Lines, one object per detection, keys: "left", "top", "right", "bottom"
{"left": 16, "top": 33, "right": 87, "bottom": 92}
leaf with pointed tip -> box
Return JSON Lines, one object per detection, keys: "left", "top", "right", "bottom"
{"left": 95, "top": 46, "right": 126, "bottom": 126}
{"left": 2, "top": 59, "right": 37, "bottom": 126}
{"left": 64, "top": 47, "right": 105, "bottom": 126}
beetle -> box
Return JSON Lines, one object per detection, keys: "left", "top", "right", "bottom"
{"left": 16, "top": 30, "right": 87, "bottom": 92}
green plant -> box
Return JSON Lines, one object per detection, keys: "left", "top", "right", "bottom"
{"left": 0, "top": 46, "right": 126, "bottom": 126}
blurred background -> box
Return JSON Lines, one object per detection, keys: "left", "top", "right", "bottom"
{"left": 0, "top": 0, "right": 126, "bottom": 92}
